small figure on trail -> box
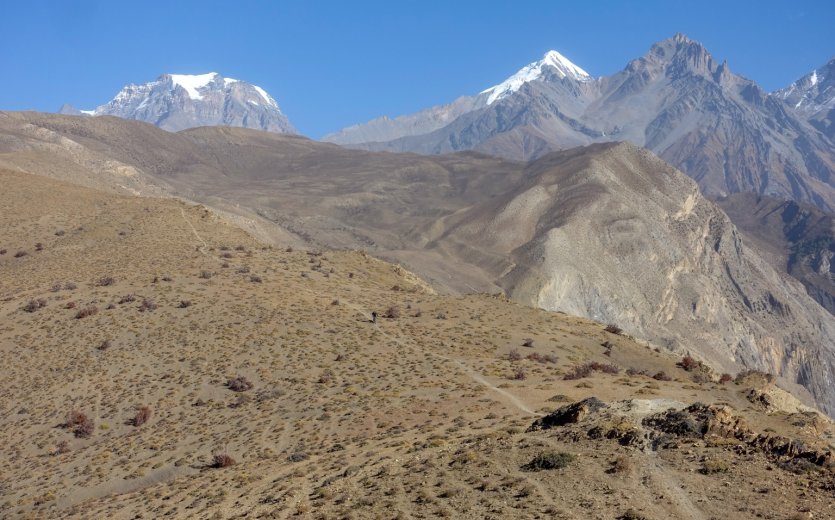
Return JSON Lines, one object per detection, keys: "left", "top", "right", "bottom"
{"left": 371, "top": 311, "right": 377, "bottom": 324}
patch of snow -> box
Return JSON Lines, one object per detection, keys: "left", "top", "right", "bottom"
{"left": 252, "top": 85, "right": 277, "bottom": 107}
{"left": 80, "top": 110, "right": 96, "bottom": 116}
{"left": 170, "top": 73, "right": 218, "bottom": 100}
{"left": 224, "top": 77, "right": 239, "bottom": 87}
{"left": 482, "top": 50, "right": 591, "bottom": 105}
{"left": 810, "top": 70, "right": 818, "bottom": 87}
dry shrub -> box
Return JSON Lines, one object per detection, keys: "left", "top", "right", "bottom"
{"left": 507, "top": 349, "right": 522, "bottom": 361}
{"left": 139, "top": 299, "right": 157, "bottom": 312}
{"left": 132, "top": 406, "right": 152, "bottom": 427}
{"left": 97, "top": 339, "right": 112, "bottom": 351}
{"left": 604, "top": 324, "right": 623, "bottom": 335}
{"left": 14, "top": 250, "right": 28, "bottom": 258}
{"left": 609, "top": 456, "right": 633, "bottom": 474}
{"left": 95, "top": 276, "right": 115, "bottom": 287}
{"left": 250, "top": 275, "right": 263, "bottom": 283}
{"left": 719, "top": 373, "right": 733, "bottom": 384}
{"left": 212, "top": 452, "right": 236, "bottom": 468}
{"left": 564, "top": 361, "right": 620, "bottom": 380}
{"left": 227, "top": 376, "right": 253, "bottom": 392}
{"left": 178, "top": 300, "right": 192, "bottom": 308}
{"left": 527, "top": 352, "right": 558, "bottom": 364}
{"left": 383, "top": 305, "right": 401, "bottom": 319}
{"left": 522, "top": 338, "right": 534, "bottom": 348}
{"left": 199, "top": 270, "right": 213, "bottom": 279}
{"left": 512, "top": 368, "right": 526, "bottom": 380}
{"left": 677, "top": 355, "right": 701, "bottom": 372}
{"left": 652, "top": 371, "right": 672, "bottom": 381}
{"left": 64, "top": 410, "right": 95, "bottom": 438}
{"left": 23, "top": 298, "right": 47, "bottom": 313}
{"left": 75, "top": 305, "right": 98, "bottom": 319}
{"left": 118, "top": 294, "right": 136, "bottom": 304}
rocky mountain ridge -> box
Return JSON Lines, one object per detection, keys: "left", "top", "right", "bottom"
{"left": 327, "top": 34, "right": 835, "bottom": 211}
{"left": 59, "top": 72, "right": 295, "bottom": 134}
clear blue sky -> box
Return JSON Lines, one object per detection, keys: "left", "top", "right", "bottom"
{"left": 1, "top": 0, "right": 832, "bottom": 138}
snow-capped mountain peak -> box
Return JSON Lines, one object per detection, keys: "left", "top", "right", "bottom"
{"left": 169, "top": 72, "right": 220, "bottom": 100}
{"left": 60, "top": 72, "right": 295, "bottom": 134}
{"left": 481, "top": 50, "right": 591, "bottom": 105}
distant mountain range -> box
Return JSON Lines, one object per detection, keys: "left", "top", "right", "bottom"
{"left": 59, "top": 72, "right": 295, "bottom": 134}
{"left": 325, "top": 35, "right": 835, "bottom": 212}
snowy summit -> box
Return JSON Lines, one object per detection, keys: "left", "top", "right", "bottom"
{"left": 60, "top": 72, "right": 294, "bottom": 134}
{"left": 481, "top": 50, "right": 591, "bottom": 105}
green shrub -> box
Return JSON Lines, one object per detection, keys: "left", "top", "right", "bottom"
{"left": 523, "top": 451, "right": 575, "bottom": 471}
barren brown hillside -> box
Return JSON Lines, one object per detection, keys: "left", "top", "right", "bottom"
{"left": 0, "top": 170, "right": 833, "bottom": 519}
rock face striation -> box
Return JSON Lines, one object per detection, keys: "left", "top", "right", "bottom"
{"left": 716, "top": 193, "right": 835, "bottom": 315}
{"left": 327, "top": 34, "right": 835, "bottom": 211}
{"left": 59, "top": 72, "right": 295, "bottom": 134}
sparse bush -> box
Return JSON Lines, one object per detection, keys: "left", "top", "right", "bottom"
{"left": 523, "top": 451, "right": 575, "bottom": 471}
{"left": 0, "top": 249, "right": 6, "bottom": 255}
{"left": 383, "top": 305, "right": 401, "bottom": 319}
{"left": 691, "top": 372, "right": 712, "bottom": 384}
{"left": 507, "top": 349, "right": 522, "bottom": 361}
{"left": 139, "top": 299, "right": 157, "bottom": 312}
{"left": 512, "top": 368, "right": 526, "bottom": 380}
{"left": 678, "top": 355, "right": 701, "bottom": 372}
{"left": 131, "top": 406, "right": 152, "bottom": 427}
{"left": 227, "top": 376, "right": 253, "bottom": 392}
{"left": 236, "top": 266, "right": 250, "bottom": 274}
{"left": 212, "top": 452, "right": 236, "bottom": 468}
{"left": 652, "top": 371, "right": 672, "bottom": 381}
{"left": 564, "top": 361, "right": 620, "bottom": 380}
{"left": 97, "top": 339, "right": 112, "bottom": 351}
{"left": 55, "top": 229, "right": 65, "bottom": 236}
{"left": 74, "top": 305, "right": 98, "bottom": 319}
{"left": 23, "top": 298, "right": 47, "bottom": 313}
{"left": 95, "top": 276, "right": 115, "bottom": 287}
{"left": 199, "top": 270, "right": 213, "bottom": 279}
{"left": 54, "top": 440, "right": 71, "bottom": 455}
{"left": 435, "top": 311, "right": 447, "bottom": 319}
{"left": 35, "top": 242, "right": 43, "bottom": 251}
{"left": 288, "top": 451, "right": 309, "bottom": 462}
{"left": 64, "top": 410, "right": 95, "bottom": 438}
{"left": 526, "top": 352, "right": 558, "bottom": 364}
{"left": 609, "top": 456, "right": 633, "bottom": 474}
{"left": 604, "top": 324, "right": 623, "bottom": 335}
{"left": 64, "top": 282, "right": 77, "bottom": 290}
{"left": 235, "top": 245, "right": 246, "bottom": 251}
{"left": 65, "top": 301, "right": 76, "bottom": 309}
{"left": 250, "top": 275, "right": 263, "bottom": 283}
{"left": 318, "top": 370, "right": 334, "bottom": 384}
{"left": 178, "top": 300, "right": 192, "bottom": 308}
{"left": 522, "top": 338, "right": 534, "bottom": 348}
{"left": 14, "top": 250, "right": 27, "bottom": 258}
{"left": 50, "top": 282, "right": 62, "bottom": 292}
{"left": 718, "top": 373, "right": 733, "bottom": 384}
{"left": 118, "top": 294, "right": 136, "bottom": 304}
{"left": 700, "top": 459, "right": 731, "bottom": 474}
